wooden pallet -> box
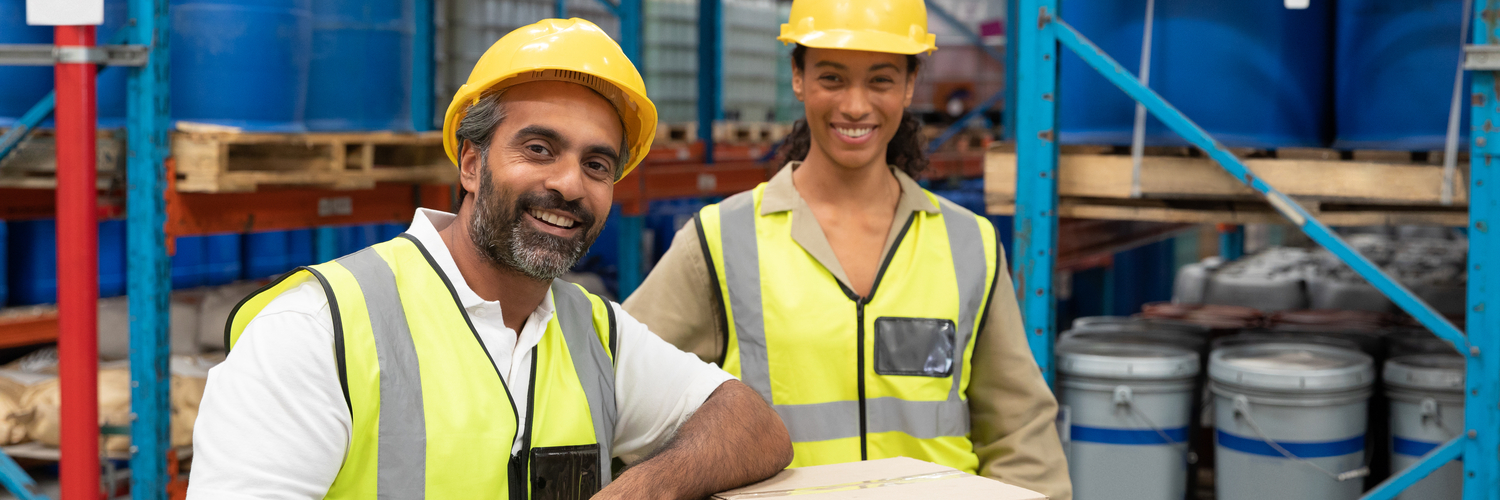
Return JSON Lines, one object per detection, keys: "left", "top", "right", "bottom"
{"left": 653, "top": 122, "right": 697, "bottom": 146}
{"left": 0, "top": 129, "right": 123, "bottom": 190}
{"left": 712, "top": 121, "right": 791, "bottom": 144}
{"left": 984, "top": 144, "right": 1469, "bottom": 227}
{"left": 172, "top": 127, "right": 456, "bottom": 193}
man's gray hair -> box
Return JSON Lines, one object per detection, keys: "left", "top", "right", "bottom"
{"left": 453, "top": 86, "right": 631, "bottom": 179}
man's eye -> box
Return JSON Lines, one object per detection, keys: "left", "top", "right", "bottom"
{"left": 528, "top": 144, "right": 550, "bottom": 155}
{"left": 586, "top": 161, "right": 611, "bottom": 173}
{"left": 819, "top": 74, "right": 841, "bottom": 83}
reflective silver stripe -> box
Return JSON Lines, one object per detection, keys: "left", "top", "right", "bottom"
{"left": 774, "top": 398, "right": 969, "bottom": 442}
{"left": 336, "top": 248, "right": 426, "bottom": 499}
{"left": 550, "top": 280, "right": 617, "bottom": 488}
{"left": 938, "top": 198, "right": 988, "bottom": 417}
{"left": 717, "top": 192, "right": 774, "bottom": 401}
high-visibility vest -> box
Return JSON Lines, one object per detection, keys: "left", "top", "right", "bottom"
{"left": 695, "top": 185, "right": 999, "bottom": 473}
{"left": 227, "top": 234, "right": 620, "bottom": 499}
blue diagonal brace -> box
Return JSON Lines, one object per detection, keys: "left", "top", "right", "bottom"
{"left": 1048, "top": 16, "right": 1469, "bottom": 352}
{"left": 0, "top": 94, "right": 54, "bottom": 164}
{"left": 0, "top": 448, "right": 47, "bottom": 500}
{"left": 1359, "top": 436, "right": 1464, "bottom": 500}
{"left": 926, "top": 88, "right": 1004, "bottom": 155}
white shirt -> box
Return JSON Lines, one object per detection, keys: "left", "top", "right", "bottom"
{"left": 187, "top": 209, "right": 735, "bottom": 500}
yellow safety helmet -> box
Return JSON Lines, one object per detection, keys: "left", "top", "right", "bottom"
{"left": 778, "top": 0, "right": 938, "bottom": 55}
{"left": 443, "top": 18, "right": 657, "bottom": 181}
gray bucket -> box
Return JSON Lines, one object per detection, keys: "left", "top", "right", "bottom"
{"left": 1058, "top": 340, "right": 1199, "bottom": 500}
{"left": 1210, "top": 342, "right": 1375, "bottom": 500}
{"left": 1385, "top": 354, "right": 1466, "bottom": 500}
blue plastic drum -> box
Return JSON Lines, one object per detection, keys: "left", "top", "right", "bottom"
{"left": 1334, "top": 0, "right": 1469, "bottom": 150}
{"left": 243, "top": 230, "right": 292, "bottom": 279}
{"left": 1, "top": 0, "right": 57, "bottom": 127}
{"left": 1059, "top": 0, "right": 1332, "bottom": 148}
{"left": 171, "top": 0, "right": 311, "bottom": 131}
{"left": 203, "top": 233, "right": 243, "bottom": 285}
{"left": 305, "top": 0, "right": 412, "bottom": 131}
{"left": 172, "top": 235, "right": 207, "bottom": 289}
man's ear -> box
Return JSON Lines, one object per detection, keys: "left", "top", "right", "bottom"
{"left": 459, "top": 141, "right": 483, "bottom": 194}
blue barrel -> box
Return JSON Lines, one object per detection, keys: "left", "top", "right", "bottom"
{"left": 1059, "top": 0, "right": 1332, "bottom": 148}
{"left": 1335, "top": 0, "right": 1468, "bottom": 150}
{"left": 203, "top": 233, "right": 243, "bottom": 285}
{"left": 171, "top": 0, "right": 311, "bottom": 131}
{"left": 98, "top": 220, "right": 127, "bottom": 297}
{"left": 305, "top": 0, "right": 412, "bottom": 131}
{"left": 337, "top": 224, "right": 380, "bottom": 254}
{"left": 377, "top": 223, "right": 406, "bottom": 241}
{"left": 0, "top": 0, "right": 55, "bottom": 127}
{"left": 172, "top": 235, "right": 207, "bottom": 289}
{"left": 4, "top": 219, "right": 127, "bottom": 305}
{"left": 243, "top": 230, "right": 292, "bottom": 279}
{"left": 286, "top": 228, "right": 315, "bottom": 268}
{"left": 96, "top": 0, "right": 131, "bottom": 127}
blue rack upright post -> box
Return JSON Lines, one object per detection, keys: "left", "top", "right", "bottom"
{"left": 1013, "top": 0, "right": 1498, "bottom": 497}
{"left": 126, "top": 0, "right": 173, "bottom": 496}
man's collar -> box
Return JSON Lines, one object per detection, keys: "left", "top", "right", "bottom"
{"left": 758, "top": 161, "right": 940, "bottom": 216}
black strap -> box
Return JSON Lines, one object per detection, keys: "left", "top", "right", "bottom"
{"left": 692, "top": 212, "right": 731, "bottom": 367}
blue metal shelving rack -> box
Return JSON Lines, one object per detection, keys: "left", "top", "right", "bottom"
{"left": 1010, "top": 0, "right": 1498, "bottom": 498}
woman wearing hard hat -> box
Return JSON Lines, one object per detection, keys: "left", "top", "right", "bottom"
{"left": 623, "top": 0, "right": 1072, "bottom": 498}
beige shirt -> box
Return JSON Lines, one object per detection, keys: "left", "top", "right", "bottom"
{"left": 623, "top": 163, "right": 1073, "bottom": 499}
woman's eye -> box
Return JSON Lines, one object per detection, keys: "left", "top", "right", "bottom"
{"left": 819, "top": 74, "right": 841, "bottom": 83}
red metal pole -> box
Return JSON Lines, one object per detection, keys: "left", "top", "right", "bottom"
{"left": 54, "top": 24, "right": 99, "bottom": 500}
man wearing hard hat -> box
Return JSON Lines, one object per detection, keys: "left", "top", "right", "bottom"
{"left": 187, "top": 19, "right": 793, "bottom": 499}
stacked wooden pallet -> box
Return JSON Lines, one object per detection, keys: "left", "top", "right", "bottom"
{"left": 0, "top": 129, "right": 123, "bottom": 190}
{"left": 651, "top": 121, "right": 794, "bottom": 147}
{"left": 173, "top": 126, "right": 456, "bottom": 193}
{"left": 985, "top": 144, "right": 1468, "bottom": 226}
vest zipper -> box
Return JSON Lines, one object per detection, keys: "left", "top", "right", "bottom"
{"left": 838, "top": 213, "right": 916, "bottom": 463}
{"left": 855, "top": 297, "right": 869, "bottom": 461}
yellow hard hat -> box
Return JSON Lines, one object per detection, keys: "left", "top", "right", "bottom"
{"left": 778, "top": 0, "right": 937, "bottom": 55}
{"left": 443, "top": 18, "right": 657, "bottom": 181}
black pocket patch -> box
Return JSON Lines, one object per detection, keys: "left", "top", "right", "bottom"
{"left": 530, "top": 444, "right": 602, "bottom": 500}
{"left": 873, "top": 317, "right": 957, "bottom": 377}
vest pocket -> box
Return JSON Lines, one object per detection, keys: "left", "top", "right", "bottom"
{"left": 530, "top": 444, "right": 602, "bottom": 500}
{"left": 873, "top": 317, "right": 956, "bottom": 377}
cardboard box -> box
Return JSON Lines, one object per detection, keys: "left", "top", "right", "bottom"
{"left": 712, "top": 457, "right": 1048, "bottom": 499}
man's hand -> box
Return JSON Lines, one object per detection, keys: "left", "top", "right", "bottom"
{"left": 595, "top": 380, "right": 793, "bottom": 499}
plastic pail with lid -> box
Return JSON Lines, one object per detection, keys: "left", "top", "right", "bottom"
{"left": 1385, "top": 354, "right": 1465, "bottom": 500}
{"left": 1059, "top": 340, "right": 1199, "bottom": 500}
{"left": 1211, "top": 343, "right": 1374, "bottom": 500}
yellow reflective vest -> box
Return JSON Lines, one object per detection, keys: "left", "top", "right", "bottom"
{"left": 696, "top": 184, "right": 999, "bottom": 473}
{"left": 226, "top": 235, "right": 620, "bottom": 499}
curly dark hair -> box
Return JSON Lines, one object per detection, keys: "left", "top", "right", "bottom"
{"left": 775, "top": 44, "right": 928, "bottom": 177}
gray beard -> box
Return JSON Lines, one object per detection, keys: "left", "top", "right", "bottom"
{"left": 467, "top": 164, "right": 597, "bottom": 282}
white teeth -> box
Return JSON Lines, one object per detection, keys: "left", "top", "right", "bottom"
{"left": 530, "top": 209, "right": 575, "bottom": 228}
{"left": 835, "top": 126, "right": 873, "bottom": 138}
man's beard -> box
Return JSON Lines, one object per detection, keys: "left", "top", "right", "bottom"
{"left": 468, "top": 164, "right": 601, "bottom": 281}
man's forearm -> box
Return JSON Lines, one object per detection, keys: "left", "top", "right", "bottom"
{"left": 599, "top": 380, "right": 793, "bottom": 499}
